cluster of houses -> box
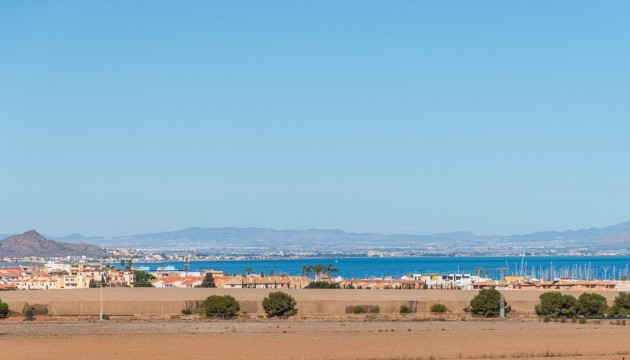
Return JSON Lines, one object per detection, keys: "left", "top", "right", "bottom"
{"left": 0, "top": 263, "right": 134, "bottom": 290}
{"left": 148, "top": 267, "right": 313, "bottom": 289}
{"left": 472, "top": 276, "right": 620, "bottom": 291}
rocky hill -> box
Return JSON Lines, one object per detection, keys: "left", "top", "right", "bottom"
{"left": 0, "top": 230, "right": 106, "bottom": 258}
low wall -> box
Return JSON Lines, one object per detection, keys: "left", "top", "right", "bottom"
{"left": 1, "top": 288, "right": 621, "bottom": 317}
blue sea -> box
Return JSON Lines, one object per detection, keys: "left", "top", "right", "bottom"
{"left": 127, "top": 256, "right": 630, "bottom": 280}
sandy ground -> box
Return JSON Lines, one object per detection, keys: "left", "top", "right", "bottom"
{"left": 2, "top": 319, "right": 630, "bottom": 360}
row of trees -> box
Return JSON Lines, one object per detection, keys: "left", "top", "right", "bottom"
{"left": 535, "top": 291, "right": 630, "bottom": 318}
{"left": 466, "top": 289, "right": 630, "bottom": 319}
{"left": 200, "top": 292, "right": 297, "bottom": 319}
{"left": 301, "top": 264, "right": 339, "bottom": 281}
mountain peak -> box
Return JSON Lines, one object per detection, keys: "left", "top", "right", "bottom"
{"left": 23, "top": 229, "right": 42, "bottom": 236}
{"left": 0, "top": 230, "right": 105, "bottom": 258}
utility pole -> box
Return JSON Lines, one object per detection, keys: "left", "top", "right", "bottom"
{"left": 499, "top": 291, "right": 505, "bottom": 318}
{"left": 99, "top": 280, "right": 103, "bottom": 321}
{"left": 99, "top": 270, "right": 105, "bottom": 321}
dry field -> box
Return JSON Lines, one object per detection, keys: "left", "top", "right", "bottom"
{"left": 1, "top": 318, "right": 630, "bottom": 360}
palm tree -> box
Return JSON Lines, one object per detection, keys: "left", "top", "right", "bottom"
{"left": 126, "top": 259, "right": 133, "bottom": 271}
{"left": 119, "top": 259, "right": 125, "bottom": 270}
{"left": 312, "top": 264, "right": 324, "bottom": 281}
{"left": 329, "top": 264, "right": 339, "bottom": 279}
{"left": 301, "top": 265, "right": 312, "bottom": 278}
{"left": 245, "top": 267, "right": 253, "bottom": 275}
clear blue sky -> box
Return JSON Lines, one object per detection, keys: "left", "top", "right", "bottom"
{"left": 1, "top": 2, "right": 629, "bottom": 237}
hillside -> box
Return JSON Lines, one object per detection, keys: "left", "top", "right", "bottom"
{"left": 5, "top": 221, "right": 630, "bottom": 251}
{"left": 0, "top": 230, "right": 106, "bottom": 258}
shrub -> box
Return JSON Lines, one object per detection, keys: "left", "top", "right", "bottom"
{"left": 543, "top": 316, "right": 551, "bottom": 323}
{"left": 262, "top": 292, "right": 298, "bottom": 318}
{"left": 0, "top": 299, "right": 9, "bottom": 319}
{"left": 24, "top": 308, "right": 35, "bottom": 321}
{"left": 346, "top": 305, "right": 379, "bottom": 314}
{"left": 577, "top": 292, "right": 608, "bottom": 317}
{"left": 608, "top": 292, "right": 630, "bottom": 318}
{"left": 578, "top": 317, "right": 587, "bottom": 324}
{"left": 181, "top": 308, "right": 192, "bottom": 315}
{"left": 431, "top": 303, "right": 448, "bottom": 313}
{"left": 102, "top": 314, "right": 110, "bottom": 320}
{"left": 305, "top": 281, "right": 340, "bottom": 289}
{"left": 399, "top": 305, "right": 412, "bottom": 314}
{"left": 467, "top": 289, "right": 511, "bottom": 318}
{"left": 535, "top": 292, "right": 577, "bottom": 318}
{"left": 201, "top": 295, "right": 240, "bottom": 319}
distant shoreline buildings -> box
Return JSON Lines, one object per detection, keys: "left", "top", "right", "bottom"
{"left": 2, "top": 263, "right": 630, "bottom": 292}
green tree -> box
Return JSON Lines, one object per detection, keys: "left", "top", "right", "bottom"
{"left": 535, "top": 292, "right": 577, "bottom": 318}
{"left": 577, "top": 292, "right": 608, "bottom": 317}
{"left": 201, "top": 295, "right": 240, "bottom": 319}
{"left": 466, "top": 288, "right": 511, "bottom": 318}
{"left": 609, "top": 292, "right": 630, "bottom": 317}
{"left": 0, "top": 298, "right": 9, "bottom": 318}
{"left": 244, "top": 267, "right": 253, "bottom": 275}
{"left": 24, "top": 307, "right": 35, "bottom": 321}
{"left": 199, "top": 273, "right": 216, "bottom": 288}
{"left": 262, "top": 291, "right": 298, "bottom": 318}
{"left": 133, "top": 270, "right": 156, "bottom": 287}
{"left": 89, "top": 279, "right": 98, "bottom": 288}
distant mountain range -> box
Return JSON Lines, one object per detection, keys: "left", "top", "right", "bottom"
{"left": 2, "top": 221, "right": 630, "bottom": 251}
{"left": 0, "top": 230, "right": 106, "bottom": 258}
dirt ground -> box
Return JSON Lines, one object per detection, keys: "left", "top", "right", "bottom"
{"left": 2, "top": 318, "right": 630, "bottom": 360}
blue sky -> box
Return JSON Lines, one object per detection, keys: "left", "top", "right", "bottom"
{"left": 1, "top": 2, "right": 629, "bottom": 237}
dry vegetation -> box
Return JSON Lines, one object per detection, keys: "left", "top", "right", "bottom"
{"left": 2, "top": 318, "right": 630, "bottom": 360}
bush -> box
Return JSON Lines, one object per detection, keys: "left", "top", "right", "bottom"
{"left": 431, "top": 303, "right": 448, "bottom": 313}
{"left": 400, "top": 305, "right": 412, "bottom": 314}
{"left": 305, "top": 281, "right": 340, "bottom": 289}
{"left": 0, "top": 299, "right": 9, "bottom": 319}
{"left": 535, "top": 292, "right": 577, "bottom": 318}
{"left": 181, "top": 308, "right": 192, "bottom": 315}
{"left": 467, "top": 289, "right": 511, "bottom": 318}
{"left": 608, "top": 292, "right": 630, "bottom": 318}
{"left": 347, "top": 305, "right": 379, "bottom": 314}
{"left": 577, "top": 293, "right": 608, "bottom": 317}
{"left": 24, "top": 308, "right": 35, "bottom": 321}
{"left": 262, "top": 291, "right": 298, "bottom": 318}
{"left": 102, "top": 314, "right": 110, "bottom": 320}
{"left": 578, "top": 317, "right": 587, "bottom": 324}
{"left": 201, "top": 295, "right": 240, "bottom": 319}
